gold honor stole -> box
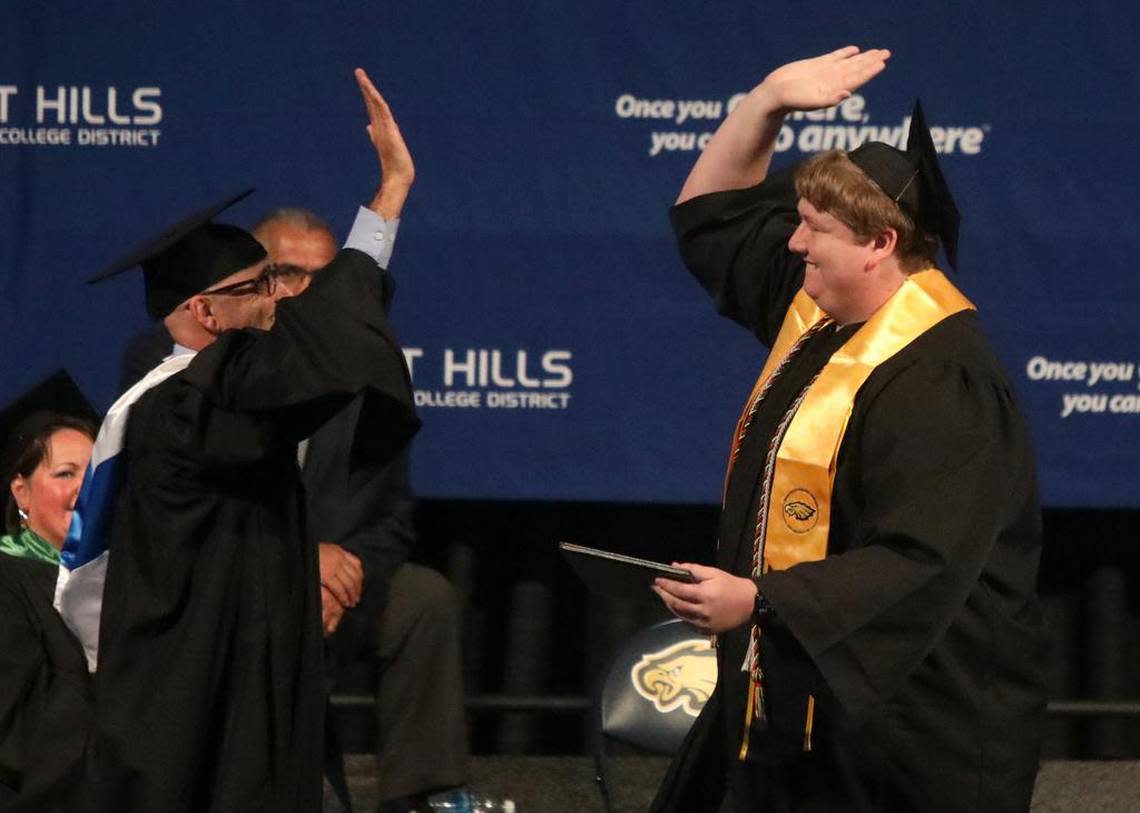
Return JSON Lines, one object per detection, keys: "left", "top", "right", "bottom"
{"left": 729, "top": 269, "right": 973, "bottom": 565}
{"left": 729, "top": 269, "right": 974, "bottom": 757}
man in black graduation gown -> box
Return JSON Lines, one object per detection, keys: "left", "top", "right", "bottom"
{"left": 651, "top": 48, "right": 1047, "bottom": 812}
{"left": 117, "top": 206, "right": 471, "bottom": 811}
{"left": 79, "top": 70, "right": 419, "bottom": 812}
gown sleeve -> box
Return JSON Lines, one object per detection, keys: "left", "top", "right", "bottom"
{"left": 177, "top": 247, "right": 420, "bottom": 468}
{"left": 757, "top": 339, "right": 1042, "bottom": 722}
{"left": 669, "top": 165, "right": 805, "bottom": 347}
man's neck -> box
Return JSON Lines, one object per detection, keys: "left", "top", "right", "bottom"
{"left": 837, "top": 264, "right": 908, "bottom": 327}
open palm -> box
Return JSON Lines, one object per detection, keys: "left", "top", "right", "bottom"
{"left": 763, "top": 45, "right": 891, "bottom": 112}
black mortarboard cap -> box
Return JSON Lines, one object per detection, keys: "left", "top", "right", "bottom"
{"left": 847, "top": 100, "right": 961, "bottom": 270}
{"left": 0, "top": 370, "right": 99, "bottom": 481}
{"left": 87, "top": 189, "right": 267, "bottom": 319}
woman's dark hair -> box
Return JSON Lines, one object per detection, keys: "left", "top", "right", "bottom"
{"left": 3, "top": 414, "right": 98, "bottom": 535}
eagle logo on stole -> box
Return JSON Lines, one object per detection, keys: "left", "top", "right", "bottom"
{"left": 782, "top": 488, "right": 819, "bottom": 533}
{"left": 631, "top": 638, "right": 717, "bottom": 717}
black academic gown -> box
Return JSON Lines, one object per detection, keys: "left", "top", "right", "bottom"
{"left": 118, "top": 275, "right": 415, "bottom": 653}
{"left": 0, "top": 554, "right": 91, "bottom": 811}
{"left": 652, "top": 169, "right": 1048, "bottom": 813}
{"left": 116, "top": 269, "right": 429, "bottom": 799}
{"left": 85, "top": 248, "right": 419, "bottom": 813}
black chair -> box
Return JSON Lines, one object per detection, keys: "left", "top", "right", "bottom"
{"left": 592, "top": 618, "right": 717, "bottom": 812}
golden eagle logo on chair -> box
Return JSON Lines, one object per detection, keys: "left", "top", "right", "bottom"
{"left": 631, "top": 638, "right": 717, "bottom": 717}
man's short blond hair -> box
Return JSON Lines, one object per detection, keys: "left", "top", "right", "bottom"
{"left": 795, "top": 151, "right": 938, "bottom": 273}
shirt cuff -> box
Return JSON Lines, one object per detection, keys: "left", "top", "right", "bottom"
{"left": 344, "top": 206, "right": 400, "bottom": 269}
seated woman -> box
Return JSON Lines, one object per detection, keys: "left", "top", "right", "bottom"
{"left": 0, "top": 370, "right": 98, "bottom": 810}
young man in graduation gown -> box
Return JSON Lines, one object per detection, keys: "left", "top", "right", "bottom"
{"left": 74, "top": 70, "right": 419, "bottom": 812}
{"left": 651, "top": 48, "right": 1047, "bottom": 812}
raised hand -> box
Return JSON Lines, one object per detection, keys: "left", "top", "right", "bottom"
{"left": 355, "top": 68, "right": 414, "bottom": 218}
{"left": 676, "top": 46, "right": 890, "bottom": 203}
{"left": 761, "top": 45, "right": 891, "bottom": 113}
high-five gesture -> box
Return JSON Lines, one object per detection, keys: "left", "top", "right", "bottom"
{"left": 677, "top": 46, "right": 890, "bottom": 203}
{"left": 355, "top": 68, "right": 415, "bottom": 219}
{"left": 761, "top": 46, "right": 890, "bottom": 113}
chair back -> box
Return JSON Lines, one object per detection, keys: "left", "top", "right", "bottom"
{"left": 597, "top": 618, "right": 717, "bottom": 753}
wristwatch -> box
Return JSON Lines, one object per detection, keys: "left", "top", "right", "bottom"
{"left": 752, "top": 587, "right": 775, "bottom": 627}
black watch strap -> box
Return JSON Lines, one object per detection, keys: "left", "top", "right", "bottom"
{"left": 752, "top": 588, "right": 774, "bottom": 627}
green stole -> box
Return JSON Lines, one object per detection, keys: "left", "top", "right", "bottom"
{"left": 0, "top": 527, "right": 62, "bottom": 565}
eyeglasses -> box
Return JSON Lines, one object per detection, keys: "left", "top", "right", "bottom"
{"left": 201, "top": 263, "right": 316, "bottom": 299}
{"left": 264, "top": 263, "right": 316, "bottom": 296}
{"left": 265, "top": 263, "right": 314, "bottom": 284}
{"left": 202, "top": 268, "right": 277, "bottom": 298}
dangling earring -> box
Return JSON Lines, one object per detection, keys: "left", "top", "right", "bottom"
{"left": 17, "top": 506, "right": 29, "bottom": 529}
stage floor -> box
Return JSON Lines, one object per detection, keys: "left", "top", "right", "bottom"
{"left": 324, "top": 755, "right": 1140, "bottom": 812}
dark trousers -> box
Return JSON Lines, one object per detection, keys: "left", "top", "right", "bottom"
{"left": 331, "top": 563, "right": 469, "bottom": 801}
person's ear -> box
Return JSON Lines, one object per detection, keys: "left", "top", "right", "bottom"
{"left": 865, "top": 227, "right": 898, "bottom": 271}
{"left": 187, "top": 295, "right": 223, "bottom": 335}
{"left": 11, "top": 476, "right": 28, "bottom": 511}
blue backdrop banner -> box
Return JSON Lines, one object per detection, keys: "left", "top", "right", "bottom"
{"left": 2, "top": 1, "right": 1137, "bottom": 506}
